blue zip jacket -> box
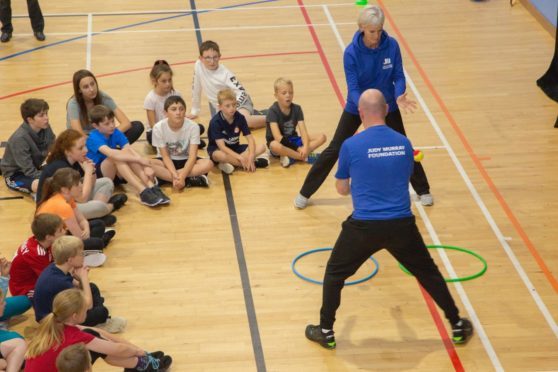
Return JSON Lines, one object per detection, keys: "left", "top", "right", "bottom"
{"left": 343, "top": 30, "right": 406, "bottom": 115}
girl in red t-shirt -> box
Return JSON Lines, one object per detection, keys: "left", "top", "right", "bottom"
{"left": 25, "top": 288, "right": 172, "bottom": 371}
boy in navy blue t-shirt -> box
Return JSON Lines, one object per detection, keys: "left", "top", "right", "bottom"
{"left": 305, "top": 89, "right": 472, "bottom": 350}
{"left": 33, "top": 236, "right": 126, "bottom": 332}
{"left": 86, "top": 105, "right": 169, "bottom": 207}
{"left": 208, "top": 89, "right": 269, "bottom": 175}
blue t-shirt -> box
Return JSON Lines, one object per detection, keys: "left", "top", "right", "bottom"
{"left": 33, "top": 263, "right": 74, "bottom": 322}
{"left": 336, "top": 125, "right": 414, "bottom": 220}
{"left": 86, "top": 128, "right": 129, "bottom": 165}
{"left": 207, "top": 111, "right": 251, "bottom": 151}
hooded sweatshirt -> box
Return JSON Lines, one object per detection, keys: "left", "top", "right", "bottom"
{"left": 0, "top": 122, "right": 55, "bottom": 179}
{"left": 343, "top": 30, "right": 406, "bottom": 115}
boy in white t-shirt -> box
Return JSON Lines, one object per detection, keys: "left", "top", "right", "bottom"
{"left": 187, "top": 40, "right": 266, "bottom": 130}
{"left": 151, "top": 96, "right": 213, "bottom": 190}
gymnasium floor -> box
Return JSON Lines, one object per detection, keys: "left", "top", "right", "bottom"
{"left": 1, "top": 0, "right": 557, "bottom": 371}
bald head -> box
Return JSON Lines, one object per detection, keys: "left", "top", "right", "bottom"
{"left": 358, "top": 89, "right": 388, "bottom": 128}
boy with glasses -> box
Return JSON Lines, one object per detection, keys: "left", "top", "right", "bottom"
{"left": 188, "top": 40, "right": 267, "bottom": 129}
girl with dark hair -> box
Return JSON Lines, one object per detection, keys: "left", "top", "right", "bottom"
{"left": 66, "top": 70, "right": 144, "bottom": 144}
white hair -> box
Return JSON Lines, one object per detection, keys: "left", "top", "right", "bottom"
{"left": 357, "top": 5, "right": 385, "bottom": 28}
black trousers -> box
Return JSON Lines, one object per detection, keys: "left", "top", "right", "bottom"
{"left": 319, "top": 216, "right": 460, "bottom": 329}
{"left": 123, "top": 121, "right": 145, "bottom": 145}
{"left": 300, "top": 110, "right": 430, "bottom": 198}
{"left": 83, "top": 219, "right": 105, "bottom": 251}
{"left": 0, "top": 0, "right": 44, "bottom": 33}
{"left": 82, "top": 282, "right": 109, "bottom": 327}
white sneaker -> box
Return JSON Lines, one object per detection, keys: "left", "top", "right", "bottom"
{"left": 84, "top": 252, "right": 107, "bottom": 268}
{"left": 294, "top": 193, "right": 309, "bottom": 209}
{"left": 97, "top": 316, "right": 127, "bottom": 333}
{"left": 280, "top": 156, "right": 292, "bottom": 168}
{"left": 218, "top": 162, "right": 235, "bottom": 175}
{"left": 420, "top": 193, "right": 434, "bottom": 206}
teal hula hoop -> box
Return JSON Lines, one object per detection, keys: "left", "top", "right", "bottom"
{"left": 399, "top": 245, "right": 487, "bottom": 282}
{"left": 292, "top": 247, "right": 380, "bottom": 285}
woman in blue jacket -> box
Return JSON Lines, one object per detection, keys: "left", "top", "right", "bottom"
{"left": 294, "top": 5, "right": 433, "bottom": 208}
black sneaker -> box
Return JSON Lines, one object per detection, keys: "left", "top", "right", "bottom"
{"left": 124, "top": 354, "right": 172, "bottom": 372}
{"left": 33, "top": 31, "right": 46, "bottom": 41}
{"left": 150, "top": 351, "right": 165, "bottom": 359}
{"left": 101, "top": 214, "right": 117, "bottom": 227}
{"left": 151, "top": 185, "right": 170, "bottom": 204}
{"left": 102, "top": 230, "right": 116, "bottom": 247}
{"left": 255, "top": 157, "right": 269, "bottom": 168}
{"left": 185, "top": 175, "right": 209, "bottom": 188}
{"left": 0, "top": 31, "right": 12, "bottom": 43}
{"left": 108, "top": 193, "right": 127, "bottom": 211}
{"left": 198, "top": 123, "right": 205, "bottom": 135}
{"left": 140, "top": 188, "right": 162, "bottom": 207}
{"left": 452, "top": 318, "right": 473, "bottom": 345}
{"left": 305, "top": 324, "right": 336, "bottom": 349}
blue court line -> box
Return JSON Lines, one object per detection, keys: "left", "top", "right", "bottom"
{"left": 190, "top": 0, "right": 267, "bottom": 370}
{"left": 0, "top": 0, "right": 278, "bottom": 63}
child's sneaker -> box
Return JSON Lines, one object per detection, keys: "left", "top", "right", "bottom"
{"left": 140, "top": 188, "right": 161, "bottom": 207}
{"left": 452, "top": 318, "right": 473, "bottom": 344}
{"left": 305, "top": 325, "right": 336, "bottom": 349}
{"left": 255, "top": 157, "right": 269, "bottom": 168}
{"left": 84, "top": 252, "right": 106, "bottom": 267}
{"left": 102, "top": 230, "right": 116, "bottom": 247}
{"left": 151, "top": 185, "right": 170, "bottom": 205}
{"left": 185, "top": 175, "right": 209, "bottom": 188}
{"left": 280, "top": 156, "right": 295, "bottom": 168}
{"left": 97, "top": 316, "right": 127, "bottom": 334}
{"left": 108, "top": 193, "right": 127, "bottom": 211}
{"left": 218, "top": 162, "right": 235, "bottom": 175}
{"left": 307, "top": 152, "right": 320, "bottom": 164}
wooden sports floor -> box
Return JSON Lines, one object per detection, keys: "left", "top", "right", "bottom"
{"left": 1, "top": 0, "right": 557, "bottom": 371}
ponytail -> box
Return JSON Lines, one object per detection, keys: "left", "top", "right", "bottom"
{"left": 36, "top": 168, "right": 81, "bottom": 211}
{"left": 26, "top": 289, "right": 86, "bottom": 358}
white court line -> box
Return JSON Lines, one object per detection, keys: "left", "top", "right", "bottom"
{"left": 86, "top": 13, "right": 93, "bottom": 70}
{"left": 13, "top": 22, "right": 355, "bottom": 38}
{"left": 13, "top": 2, "right": 354, "bottom": 17}
{"left": 323, "top": 4, "right": 501, "bottom": 370}
{"left": 322, "top": 3, "right": 558, "bottom": 341}
{"left": 412, "top": 189, "right": 504, "bottom": 371}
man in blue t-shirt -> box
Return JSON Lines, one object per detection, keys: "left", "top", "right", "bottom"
{"left": 305, "top": 89, "right": 473, "bottom": 350}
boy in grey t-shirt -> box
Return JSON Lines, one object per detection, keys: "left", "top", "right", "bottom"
{"left": 1, "top": 98, "right": 55, "bottom": 194}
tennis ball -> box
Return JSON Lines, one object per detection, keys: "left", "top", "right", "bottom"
{"left": 413, "top": 149, "right": 424, "bottom": 162}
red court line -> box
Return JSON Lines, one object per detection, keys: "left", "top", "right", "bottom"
{"left": 0, "top": 50, "right": 318, "bottom": 101}
{"left": 377, "top": 0, "right": 558, "bottom": 293}
{"left": 295, "top": 0, "right": 464, "bottom": 370}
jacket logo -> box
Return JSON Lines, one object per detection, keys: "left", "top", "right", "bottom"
{"left": 382, "top": 58, "right": 393, "bottom": 70}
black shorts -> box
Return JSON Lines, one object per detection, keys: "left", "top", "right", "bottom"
{"left": 207, "top": 144, "right": 248, "bottom": 161}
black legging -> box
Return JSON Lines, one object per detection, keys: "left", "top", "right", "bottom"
{"left": 299, "top": 109, "right": 430, "bottom": 198}
{"left": 83, "top": 219, "right": 105, "bottom": 251}
{"left": 123, "top": 121, "right": 145, "bottom": 145}
{"left": 82, "top": 283, "right": 109, "bottom": 327}
{"left": 0, "top": 0, "right": 44, "bottom": 33}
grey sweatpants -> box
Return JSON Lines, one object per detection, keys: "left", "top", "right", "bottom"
{"left": 76, "top": 177, "right": 114, "bottom": 219}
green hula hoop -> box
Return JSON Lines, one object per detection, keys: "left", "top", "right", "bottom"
{"left": 399, "top": 245, "right": 487, "bottom": 282}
